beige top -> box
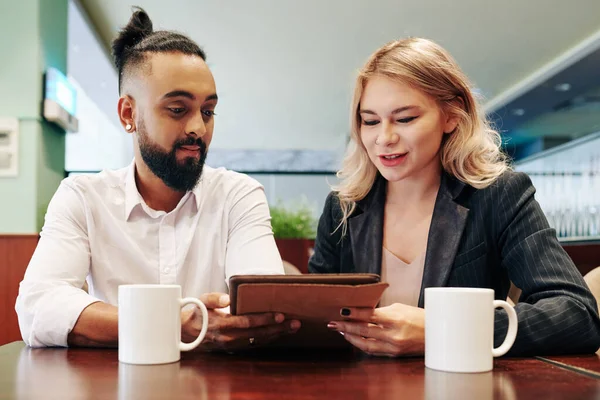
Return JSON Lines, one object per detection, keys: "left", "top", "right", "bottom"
{"left": 379, "top": 247, "right": 426, "bottom": 307}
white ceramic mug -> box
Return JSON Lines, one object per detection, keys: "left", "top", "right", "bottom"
{"left": 425, "top": 287, "right": 518, "bottom": 373}
{"left": 118, "top": 284, "right": 209, "bottom": 365}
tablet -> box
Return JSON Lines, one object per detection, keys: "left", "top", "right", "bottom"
{"left": 229, "top": 273, "right": 383, "bottom": 315}
{"left": 228, "top": 274, "right": 388, "bottom": 349}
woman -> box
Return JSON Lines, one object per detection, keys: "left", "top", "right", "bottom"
{"left": 309, "top": 38, "right": 600, "bottom": 357}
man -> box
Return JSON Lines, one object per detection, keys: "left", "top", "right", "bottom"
{"left": 16, "top": 7, "right": 299, "bottom": 349}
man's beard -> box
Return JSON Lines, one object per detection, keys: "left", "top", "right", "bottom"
{"left": 137, "top": 121, "right": 207, "bottom": 192}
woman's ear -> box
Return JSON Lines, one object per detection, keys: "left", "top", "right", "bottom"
{"left": 444, "top": 113, "right": 459, "bottom": 135}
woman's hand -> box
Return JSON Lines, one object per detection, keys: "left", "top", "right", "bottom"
{"left": 327, "top": 303, "right": 425, "bottom": 357}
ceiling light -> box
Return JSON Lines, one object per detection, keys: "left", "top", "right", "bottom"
{"left": 554, "top": 83, "right": 571, "bottom": 92}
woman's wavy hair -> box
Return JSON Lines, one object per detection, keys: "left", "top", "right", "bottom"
{"left": 333, "top": 38, "right": 509, "bottom": 235}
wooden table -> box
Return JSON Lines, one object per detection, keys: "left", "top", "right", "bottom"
{"left": 1, "top": 342, "right": 599, "bottom": 399}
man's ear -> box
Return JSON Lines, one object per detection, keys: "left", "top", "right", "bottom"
{"left": 118, "top": 95, "right": 136, "bottom": 133}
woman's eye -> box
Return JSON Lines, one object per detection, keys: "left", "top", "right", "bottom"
{"left": 397, "top": 116, "right": 417, "bottom": 123}
{"left": 362, "top": 120, "right": 379, "bottom": 126}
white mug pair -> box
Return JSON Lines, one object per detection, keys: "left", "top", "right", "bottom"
{"left": 117, "top": 284, "right": 518, "bottom": 372}
{"left": 118, "top": 284, "right": 209, "bottom": 365}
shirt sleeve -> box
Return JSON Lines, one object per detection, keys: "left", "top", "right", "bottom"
{"left": 15, "top": 180, "right": 102, "bottom": 347}
{"left": 224, "top": 181, "right": 284, "bottom": 284}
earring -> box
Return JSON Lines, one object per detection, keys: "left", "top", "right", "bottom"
{"left": 125, "top": 124, "right": 132, "bottom": 131}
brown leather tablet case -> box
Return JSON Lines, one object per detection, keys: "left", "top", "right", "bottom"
{"left": 229, "top": 274, "right": 389, "bottom": 349}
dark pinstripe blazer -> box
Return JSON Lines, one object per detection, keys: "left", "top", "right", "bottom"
{"left": 308, "top": 170, "right": 600, "bottom": 356}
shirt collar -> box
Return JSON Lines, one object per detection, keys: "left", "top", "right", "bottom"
{"left": 124, "top": 161, "right": 142, "bottom": 220}
{"left": 124, "top": 160, "right": 203, "bottom": 220}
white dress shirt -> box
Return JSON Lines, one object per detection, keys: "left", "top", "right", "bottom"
{"left": 15, "top": 161, "right": 284, "bottom": 347}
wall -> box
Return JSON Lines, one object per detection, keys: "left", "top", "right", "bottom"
{"left": 249, "top": 173, "right": 337, "bottom": 218}
{"left": 0, "top": 0, "right": 68, "bottom": 233}
{"left": 65, "top": 0, "right": 132, "bottom": 173}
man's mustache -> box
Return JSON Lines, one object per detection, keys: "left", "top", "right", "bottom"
{"left": 175, "top": 136, "right": 207, "bottom": 152}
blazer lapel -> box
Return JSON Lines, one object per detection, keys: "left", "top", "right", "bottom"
{"left": 348, "top": 175, "right": 385, "bottom": 275}
{"left": 418, "top": 173, "right": 470, "bottom": 307}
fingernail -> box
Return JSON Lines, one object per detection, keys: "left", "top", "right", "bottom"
{"left": 219, "top": 295, "right": 229, "bottom": 307}
{"left": 327, "top": 322, "right": 338, "bottom": 329}
{"left": 290, "top": 320, "right": 301, "bottom": 330}
{"left": 340, "top": 308, "right": 351, "bottom": 317}
{"left": 275, "top": 313, "right": 285, "bottom": 323}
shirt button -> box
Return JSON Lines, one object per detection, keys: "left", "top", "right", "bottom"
{"left": 163, "top": 267, "right": 171, "bottom": 274}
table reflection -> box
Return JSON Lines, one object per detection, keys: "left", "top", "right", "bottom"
{"left": 425, "top": 367, "right": 517, "bottom": 400}
{"left": 12, "top": 345, "right": 599, "bottom": 400}
{"left": 15, "top": 347, "right": 230, "bottom": 400}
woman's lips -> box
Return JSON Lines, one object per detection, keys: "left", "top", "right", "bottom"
{"left": 379, "top": 153, "right": 408, "bottom": 167}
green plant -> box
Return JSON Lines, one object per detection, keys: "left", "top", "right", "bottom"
{"left": 269, "top": 200, "right": 317, "bottom": 239}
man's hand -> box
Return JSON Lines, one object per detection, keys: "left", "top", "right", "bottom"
{"left": 181, "top": 292, "right": 301, "bottom": 351}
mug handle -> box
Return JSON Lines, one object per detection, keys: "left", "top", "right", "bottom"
{"left": 179, "top": 297, "right": 209, "bottom": 352}
{"left": 492, "top": 300, "right": 518, "bottom": 357}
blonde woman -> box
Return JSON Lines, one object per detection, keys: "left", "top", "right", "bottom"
{"left": 309, "top": 38, "right": 600, "bottom": 357}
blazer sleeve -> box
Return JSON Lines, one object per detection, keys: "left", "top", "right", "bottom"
{"left": 493, "top": 171, "right": 600, "bottom": 355}
{"left": 308, "top": 192, "right": 343, "bottom": 274}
